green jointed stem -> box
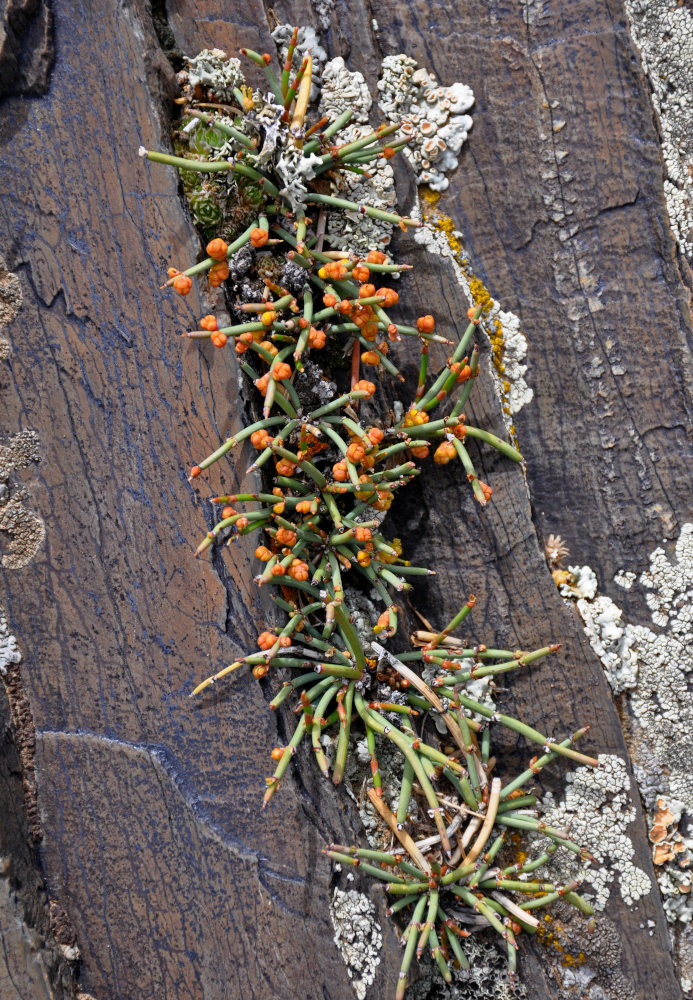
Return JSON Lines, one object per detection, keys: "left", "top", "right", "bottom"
{"left": 396, "top": 758, "right": 415, "bottom": 824}
{"left": 454, "top": 693, "right": 598, "bottom": 767}
{"left": 427, "top": 927, "right": 449, "bottom": 979}
{"left": 396, "top": 896, "right": 428, "bottom": 1000}
{"left": 428, "top": 599, "right": 476, "bottom": 649}
{"left": 438, "top": 907, "right": 469, "bottom": 968}
{"left": 462, "top": 425, "right": 523, "bottom": 462}
{"left": 187, "top": 109, "right": 255, "bottom": 147}
{"left": 332, "top": 682, "right": 354, "bottom": 784}
{"left": 416, "top": 317, "right": 477, "bottom": 409}
{"left": 452, "top": 438, "right": 487, "bottom": 504}
{"left": 304, "top": 109, "right": 353, "bottom": 153}
{"left": 198, "top": 416, "right": 286, "bottom": 469}
{"left": 143, "top": 148, "right": 233, "bottom": 172}
{"left": 305, "top": 192, "right": 421, "bottom": 228}
{"left": 357, "top": 696, "right": 448, "bottom": 848}
{"left": 451, "top": 346, "right": 480, "bottom": 416}
{"left": 262, "top": 715, "right": 307, "bottom": 807}
{"left": 365, "top": 722, "right": 382, "bottom": 796}
{"left": 311, "top": 683, "right": 340, "bottom": 775}
{"left": 498, "top": 734, "right": 587, "bottom": 799}
{"left": 417, "top": 890, "right": 439, "bottom": 958}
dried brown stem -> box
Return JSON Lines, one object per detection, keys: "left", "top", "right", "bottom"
{"left": 367, "top": 788, "right": 431, "bottom": 874}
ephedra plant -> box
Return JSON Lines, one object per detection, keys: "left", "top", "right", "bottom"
{"left": 140, "top": 30, "right": 599, "bottom": 998}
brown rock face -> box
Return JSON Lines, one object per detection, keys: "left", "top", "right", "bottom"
{"left": 0, "top": 2, "right": 691, "bottom": 999}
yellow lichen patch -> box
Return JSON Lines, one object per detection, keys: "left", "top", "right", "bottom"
{"left": 419, "top": 185, "right": 441, "bottom": 207}
{"left": 536, "top": 915, "right": 587, "bottom": 967}
{"left": 417, "top": 197, "right": 522, "bottom": 442}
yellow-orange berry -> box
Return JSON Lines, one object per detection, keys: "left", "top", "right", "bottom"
{"left": 352, "top": 264, "right": 370, "bottom": 282}
{"left": 287, "top": 560, "right": 309, "bottom": 581}
{"left": 373, "top": 489, "right": 394, "bottom": 511}
{"left": 479, "top": 481, "right": 493, "bottom": 503}
{"left": 346, "top": 442, "right": 366, "bottom": 463}
{"left": 276, "top": 528, "right": 297, "bottom": 546}
{"left": 255, "top": 373, "right": 270, "bottom": 396}
{"left": 359, "top": 283, "right": 376, "bottom": 299}
{"left": 272, "top": 361, "right": 292, "bottom": 381}
{"left": 250, "top": 429, "right": 272, "bottom": 449}
{"left": 261, "top": 310, "right": 278, "bottom": 327}
{"left": 367, "top": 250, "right": 387, "bottom": 264}
{"left": 361, "top": 351, "right": 380, "bottom": 366}
{"left": 332, "top": 461, "right": 348, "bottom": 482}
{"left": 403, "top": 408, "right": 429, "bottom": 428}
{"left": 308, "top": 327, "right": 326, "bottom": 349}
{"left": 199, "top": 314, "right": 218, "bottom": 331}
{"left": 353, "top": 379, "right": 376, "bottom": 398}
{"left": 376, "top": 610, "right": 391, "bottom": 632}
{"left": 416, "top": 315, "right": 435, "bottom": 334}
{"left": 354, "top": 527, "right": 372, "bottom": 542}
{"left": 410, "top": 445, "right": 429, "bottom": 459}
{"left": 210, "top": 331, "right": 228, "bottom": 348}
{"left": 352, "top": 305, "right": 375, "bottom": 329}
{"left": 257, "top": 631, "right": 277, "bottom": 650}
{"left": 221, "top": 506, "right": 235, "bottom": 518}
{"left": 434, "top": 441, "right": 456, "bottom": 465}
{"left": 206, "top": 238, "right": 228, "bottom": 261}
{"left": 208, "top": 261, "right": 230, "bottom": 287}
{"left": 255, "top": 545, "right": 273, "bottom": 561}
{"left": 271, "top": 747, "right": 285, "bottom": 761}
{"left": 172, "top": 274, "right": 192, "bottom": 295}
{"left": 376, "top": 287, "right": 398, "bottom": 307}
{"left": 251, "top": 228, "right": 269, "bottom": 248}
{"left": 275, "top": 459, "right": 297, "bottom": 476}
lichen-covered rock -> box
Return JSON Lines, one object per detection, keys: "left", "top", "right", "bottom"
{"left": 378, "top": 55, "right": 474, "bottom": 192}
{"left": 330, "top": 887, "right": 382, "bottom": 1000}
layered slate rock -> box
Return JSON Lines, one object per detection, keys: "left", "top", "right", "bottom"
{"left": 0, "top": 1, "right": 691, "bottom": 998}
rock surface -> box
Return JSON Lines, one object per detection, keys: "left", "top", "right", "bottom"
{"left": 0, "top": 1, "right": 691, "bottom": 998}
